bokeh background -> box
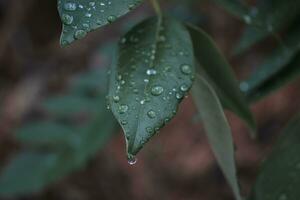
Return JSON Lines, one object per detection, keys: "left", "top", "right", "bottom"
{"left": 0, "top": 0, "right": 299, "bottom": 199}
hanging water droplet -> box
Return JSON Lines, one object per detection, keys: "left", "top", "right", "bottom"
{"left": 147, "top": 110, "right": 156, "bottom": 119}
{"left": 127, "top": 155, "right": 137, "bottom": 165}
{"left": 181, "top": 64, "right": 192, "bottom": 75}
{"left": 151, "top": 86, "right": 164, "bottom": 96}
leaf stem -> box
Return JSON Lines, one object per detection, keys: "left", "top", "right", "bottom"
{"left": 150, "top": 0, "right": 162, "bottom": 16}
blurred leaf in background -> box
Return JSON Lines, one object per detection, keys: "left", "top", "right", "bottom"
{"left": 0, "top": 46, "right": 118, "bottom": 197}
{"left": 250, "top": 114, "right": 300, "bottom": 200}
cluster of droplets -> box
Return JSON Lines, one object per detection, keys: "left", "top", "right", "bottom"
{"left": 58, "top": 0, "right": 142, "bottom": 45}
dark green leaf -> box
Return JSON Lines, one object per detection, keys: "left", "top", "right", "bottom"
{"left": 250, "top": 114, "right": 300, "bottom": 200}
{"left": 187, "top": 24, "right": 256, "bottom": 133}
{"left": 0, "top": 152, "right": 60, "bottom": 196}
{"left": 246, "top": 53, "right": 300, "bottom": 102}
{"left": 0, "top": 67, "right": 118, "bottom": 197}
{"left": 57, "top": 0, "right": 144, "bottom": 46}
{"left": 108, "top": 17, "right": 195, "bottom": 157}
{"left": 242, "top": 23, "right": 300, "bottom": 102}
{"left": 212, "top": 0, "right": 250, "bottom": 19}
{"left": 191, "top": 75, "right": 242, "bottom": 200}
{"left": 16, "top": 122, "right": 79, "bottom": 149}
{"left": 235, "top": 0, "right": 300, "bottom": 53}
{"left": 43, "top": 95, "right": 99, "bottom": 116}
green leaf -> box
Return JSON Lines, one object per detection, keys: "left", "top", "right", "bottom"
{"left": 0, "top": 152, "right": 60, "bottom": 196}
{"left": 0, "top": 68, "right": 118, "bottom": 197}
{"left": 43, "top": 95, "right": 99, "bottom": 116}
{"left": 242, "top": 23, "right": 300, "bottom": 102}
{"left": 250, "top": 114, "right": 300, "bottom": 200}
{"left": 246, "top": 53, "right": 300, "bottom": 102}
{"left": 108, "top": 17, "right": 195, "bottom": 157}
{"left": 234, "top": 0, "right": 300, "bottom": 54}
{"left": 57, "top": 0, "right": 144, "bottom": 46}
{"left": 212, "top": 0, "right": 250, "bottom": 19}
{"left": 187, "top": 24, "right": 256, "bottom": 133}
{"left": 191, "top": 75, "right": 242, "bottom": 200}
{"left": 16, "top": 122, "right": 80, "bottom": 149}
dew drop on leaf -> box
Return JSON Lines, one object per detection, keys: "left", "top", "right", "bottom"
{"left": 151, "top": 86, "right": 164, "bottom": 96}
{"left": 180, "top": 64, "right": 192, "bottom": 75}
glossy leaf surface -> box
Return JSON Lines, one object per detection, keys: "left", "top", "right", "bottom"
{"left": 108, "top": 17, "right": 195, "bottom": 157}
{"left": 58, "top": 0, "right": 143, "bottom": 46}
{"left": 191, "top": 75, "right": 242, "bottom": 200}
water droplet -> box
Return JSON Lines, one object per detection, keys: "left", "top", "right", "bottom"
{"left": 146, "top": 69, "right": 157, "bottom": 76}
{"left": 74, "top": 29, "right": 87, "bottom": 40}
{"left": 64, "top": 2, "right": 77, "bottom": 11}
{"left": 147, "top": 110, "right": 156, "bottom": 119}
{"left": 180, "top": 84, "right": 189, "bottom": 92}
{"left": 127, "top": 155, "right": 137, "bottom": 165}
{"left": 107, "top": 15, "right": 116, "bottom": 23}
{"left": 240, "top": 81, "right": 249, "bottom": 92}
{"left": 176, "top": 93, "right": 183, "bottom": 100}
{"left": 181, "top": 64, "right": 192, "bottom": 75}
{"left": 61, "top": 14, "right": 73, "bottom": 25}
{"left": 113, "top": 95, "right": 120, "bottom": 103}
{"left": 121, "top": 120, "right": 128, "bottom": 125}
{"left": 118, "top": 104, "right": 129, "bottom": 114}
{"left": 151, "top": 86, "right": 164, "bottom": 96}
{"left": 243, "top": 15, "right": 252, "bottom": 24}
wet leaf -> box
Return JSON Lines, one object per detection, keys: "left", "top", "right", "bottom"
{"left": 57, "top": 0, "right": 143, "bottom": 46}
{"left": 108, "top": 17, "right": 195, "bottom": 157}
{"left": 187, "top": 24, "right": 256, "bottom": 133}
{"left": 191, "top": 75, "right": 242, "bottom": 200}
{"left": 250, "top": 114, "right": 300, "bottom": 200}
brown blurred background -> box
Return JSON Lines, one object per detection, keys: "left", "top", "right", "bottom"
{"left": 0, "top": 0, "right": 299, "bottom": 199}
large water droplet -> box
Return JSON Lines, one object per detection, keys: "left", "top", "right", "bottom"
{"left": 181, "top": 64, "right": 192, "bottom": 75}
{"left": 151, "top": 86, "right": 164, "bottom": 96}
{"left": 147, "top": 110, "right": 156, "bottom": 119}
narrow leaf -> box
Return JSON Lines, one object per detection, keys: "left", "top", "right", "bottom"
{"left": 235, "top": 0, "right": 300, "bottom": 53}
{"left": 191, "top": 75, "right": 242, "bottom": 200}
{"left": 212, "top": 0, "right": 250, "bottom": 19}
{"left": 187, "top": 24, "right": 256, "bottom": 132}
{"left": 108, "top": 17, "right": 195, "bottom": 157}
{"left": 246, "top": 54, "right": 300, "bottom": 102}
{"left": 243, "top": 23, "right": 300, "bottom": 93}
{"left": 57, "top": 0, "right": 144, "bottom": 46}
{"left": 250, "top": 114, "right": 300, "bottom": 200}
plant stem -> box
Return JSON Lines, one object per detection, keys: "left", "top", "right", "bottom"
{"left": 150, "top": 0, "right": 162, "bottom": 16}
